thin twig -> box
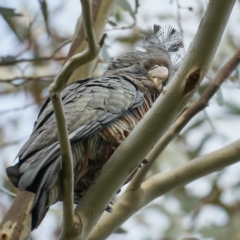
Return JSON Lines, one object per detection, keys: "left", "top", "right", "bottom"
{"left": 0, "top": 186, "right": 16, "bottom": 197}
{"left": 0, "top": 56, "right": 66, "bottom": 66}
{"left": 48, "top": 0, "right": 103, "bottom": 239}
{"left": 0, "top": 100, "right": 43, "bottom": 115}
{"left": 106, "top": 23, "right": 135, "bottom": 31}
{"left": 0, "top": 75, "right": 55, "bottom": 86}
{"left": 135, "top": 0, "right": 139, "bottom": 14}
{"left": 176, "top": 0, "right": 184, "bottom": 40}
{"left": 88, "top": 139, "right": 240, "bottom": 240}
{"left": 143, "top": 139, "right": 240, "bottom": 203}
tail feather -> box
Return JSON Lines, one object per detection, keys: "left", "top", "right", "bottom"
{"left": 6, "top": 164, "right": 21, "bottom": 188}
{"left": 6, "top": 147, "right": 62, "bottom": 230}
{"left": 31, "top": 189, "right": 49, "bottom": 230}
{"left": 18, "top": 143, "right": 59, "bottom": 191}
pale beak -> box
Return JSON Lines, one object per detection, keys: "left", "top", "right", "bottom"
{"left": 148, "top": 65, "right": 169, "bottom": 88}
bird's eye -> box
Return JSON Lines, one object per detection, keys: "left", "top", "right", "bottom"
{"left": 136, "top": 61, "right": 141, "bottom": 65}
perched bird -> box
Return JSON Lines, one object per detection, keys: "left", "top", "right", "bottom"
{"left": 5, "top": 25, "right": 182, "bottom": 230}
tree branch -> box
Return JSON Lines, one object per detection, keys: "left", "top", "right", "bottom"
{"left": 74, "top": 0, "right": 236, "bottom": 239}
{"left": 0, "top": 56, "right": 66, "bottom": 66}
{"left": 89, "top": 139, "right": 240, "bottom": 240}
{"left": 146, "top": 48, "right": 240, "bottom": 165}
{"left": 67, "top": 0, "right": 118, "bottom": 83}
{"left": 143, "top": 139, "right": 240, "bottom": 203}
{"left": 48, "top": 0, "right": 103, "bottom": 239}
{"left": 0, "top": 186, "right": 16, "bottom": 197}
{"left": 88, "top": 38, "right": 240, "bottom": 240}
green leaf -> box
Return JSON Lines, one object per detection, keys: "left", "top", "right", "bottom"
{"left": 108, "top": 20, "right": 117, "bottom": 26}
{"left": 1, "top": 15, "right": 23, "bottom": 42}
{"left": 38, "top": 0, "right": 51, "bottom": 36}
{"left": 216, "top": 87, "right": 224, "bottom": 106}
{"left": 114, "top": 227, "right": 127, "bottom": 233}
{"left": 203, "top": 109, "right": 215, "bottom": 130}
{"left": 184, "top": 118, "right": 204, "bottom": 132}
{"left": 0, "top": 55, "right": 16, "bottom": 63}
{"left": 236, "top": 66, "right": 240, "bottom": 82}
{"left": 0, "top": 6, "right": 23, "bottom": 42}
{"left": 0, "top": 7, "right": 22, "bottom": 17}
{"left": 101, "top": 45, "right": 111, "bottom": 64}
{"left": 118, "top": 0, "right": 134, "bottom": 17}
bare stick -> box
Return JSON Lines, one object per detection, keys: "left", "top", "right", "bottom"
{"left": 128, "top": 48, "right": 240, "bottom": 189}
{"left": 143, "top": 139, "right": 240, "bottom": 203}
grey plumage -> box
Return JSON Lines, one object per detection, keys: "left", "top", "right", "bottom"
{"left": 6, "top": 25, "right": 183, "bottom": 229}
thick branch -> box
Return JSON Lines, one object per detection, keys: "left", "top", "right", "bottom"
{"left": 88, "top": 32, "right": 240, "bottom": 240}
{"left": 0, "top": 100, "right": 42, "bottom": 115}
{"left": 0, "top": 56, "right": 66, "bottom": 66}
{"left": 143, "top": 139, "right": 240, "bottom": 203}
{"left": 146, "top": 48, "right": 240, "bottom": 165}
{"left": 49, "top": 93, "right": 77, "bottom": 240}
{"left": 0, "top": 186, "right": 16, "bottom": 197}
{"left": 50, "top": 1, "right": 101, "bottom": 92}
{"left": 89, "top": 139, "right": 240, "bottom": 240}
{"left": 75, "top": 1, "right": 236, "bottom": 239}
{"left": 48, "top": 0, "right": 102, "bottom": 239}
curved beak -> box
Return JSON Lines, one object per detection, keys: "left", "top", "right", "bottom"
{"left": 148, "top": 65, "right": 169, "bottom": 88}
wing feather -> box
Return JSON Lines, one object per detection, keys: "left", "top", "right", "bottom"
{"left": 15, "top": 76, "right": 144, "bottom": 190}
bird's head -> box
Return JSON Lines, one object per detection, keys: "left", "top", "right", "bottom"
{"left": 104, "top": 25, "right": 183, "bottom": 91}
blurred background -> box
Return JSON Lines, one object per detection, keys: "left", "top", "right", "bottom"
{"left": 0, "top": 0, "right": 240, "bottom": 239}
